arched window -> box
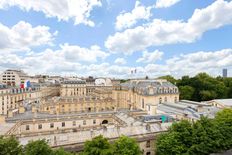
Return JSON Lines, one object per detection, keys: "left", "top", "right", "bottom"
{"left": 102, "top": 120, "right": 108, "bottom": 124}
{"left": 146, "top": 152, "right": 151, "bottom": 155}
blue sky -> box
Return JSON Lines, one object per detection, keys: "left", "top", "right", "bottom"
{"left": 0, "top": 0, "right": 232, "bottom": 78}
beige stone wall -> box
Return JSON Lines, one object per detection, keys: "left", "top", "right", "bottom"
{"left": 60, "top": 83, "right": 86, "bottom": 97}
{"left": 112, "top": 87, "right": 179, "bottom": 115}
{"left": 207, "top": 101, "right": 226, "bottom": 109}
{"left": 11, "top": 116, "right": 118, "bottom": 135}
{"left": 139, "top": 140, "right": 155, "bottom": 155}
{"left": 40, "top": 98, "right": 115, "bottom": 114}
{"left": 0, "top": 85, "right": 59, "bottom": 116}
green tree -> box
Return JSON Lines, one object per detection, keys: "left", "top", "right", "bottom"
{"left": 113, "top": 135, "right": 141, "bottom": 155}
{"left": 179, "top": 86, "right": 195, "bottom": 100}
{"left": 199, "top": 90, "right": 217, "bottom": 101}
{"left": 188, "top": 117, "right": 223, "bottom": 155}
{"left": 82, "top": 135, "right": 113, "bottom": 155}
{"left": 156, "top": 132, "right": 187, "bottom": 155}
{"left": 214, "top": 109, "right": 232, "bottom": 150}
{"left": 156, "top": 120, "right": 193, "bottom": 155}
{"left": 24, "top": 139, "right": 53, "bottom": 155}
{"left": 120, "top": 79, "right": 129, "bottom": 83}
{"left": 53, "top": 148, "right": 73, "bottom": 155}
{"left": 159, "top": 75, "right": 177, "bottom": 84}
{"left": 177, "top": 72, "right": 229, "bottom": 101}
{"left": 156, "top": 109, "right": 232, "bottom": 155}
{"left": 0, "top": 136, "right": 23, "bottom": 155}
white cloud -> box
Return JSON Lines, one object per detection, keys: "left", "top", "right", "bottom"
{"left": 136, "top": 50, "right": 163, "bottom": 63}
{"left": 0, "top": 21, "right": 55, "bottom": 52}
{"left": 144, "top": 49, "right": 232, "bottom": 78}
{"left": 155, "top": 0, "right": 181, "bottom": 8}
{"left": 105, "top": 0, "right": 232, "bottom": 54}
{"left": 59, "top": 43, "right": 109, "bottom": 62}
{"left": 114, "top": 58, "right": 127, "bottom": 65}
{"left": 0, "top": 0, "right": 102, "bottom": 27}
{"left": 115, "top": 1, "right": 152, "bottom": 30}
{"left": 0, "top": 43, "right": 109, "bottom": 75}
{"left": 1, "top": 48, "right": 232, "bottom": 78}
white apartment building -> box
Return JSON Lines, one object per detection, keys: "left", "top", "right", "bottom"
{"left": 0, "top": 69, "right": 29, "bottom": 86}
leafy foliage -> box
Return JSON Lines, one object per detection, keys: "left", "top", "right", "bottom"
{"left": 156, "top": 109, "right": 232, "bottom": 155}
{"left": 24, "top": 140, "right": 53, "bottom": 155}
{"left": 160, "top": 73, "right": 231, "bottom": 101}
{"left": 112, "top": 135, "right": 141, "bottom": 155}
{"left": 81, "top": 135, "right": 142, "bottom": 155}
{"left": 82, "top": 135, "right": 113, "bottom": 155}
{"left": 0, "top": 138, "right": 74, "bottom": 155}
{"left": 0, "top": 136, "right": 23, "bottom": 155}
{"left": 0, "top": 135, "right": 142, "bottom": 155}
{"left": 53, "top": 148, "right": 74, "bottom": 155}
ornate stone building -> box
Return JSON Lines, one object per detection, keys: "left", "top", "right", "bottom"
{"left": 0, "top": 83, "right": 59, "bottom": 116}
{"left": 113, "top": 79, "right": 179, "bottom": 115}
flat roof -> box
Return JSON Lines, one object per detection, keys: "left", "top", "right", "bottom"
{"left": 180, "top": 100, "right": 209, "bottom": 106}
{"left": 212, "top": 99, "right": 232, "bottom": 107}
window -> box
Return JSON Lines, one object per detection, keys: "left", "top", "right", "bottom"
{"left": 93, "top": 120, "right": 96, "bottom": 124}
{"left": 73, "top": 121, "right": 76, "bottom": 126}
{"left": 50, "top": 123, "right": 54, "bottom": 128}
{"left": 159, "top": 97, "right": 162, "bottom": 104}
{"left": 146, "top": 152, "right": 151, "bottom": 155}
{"left": 164, "top": 97, "right": 167, "bottom": 102}
{"left": 148, "top": 105, "right": 150, "bottom": 111}
{"left": 174, "top": 97, "right": 177, "bottom": 103}
{"left": 146, "top": 141, "right": 150, "bottom": 148}
{"left": 83, "top": 120, "right": 86, "bottom": 125}
{"left": 38, "top": 124, "right": 42, "bottom": 129}
{"left": 142, "top": 99, "right": 144, "bottom": 109}
{"left": 62, "top": 122, "right": 65, "bottom": 127}
{"left": 26, "top": 125, "right": 30, "bottom": 130}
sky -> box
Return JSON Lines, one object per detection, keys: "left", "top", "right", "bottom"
{"left": 0, "top": 0, "right": 232, "bottom": 78}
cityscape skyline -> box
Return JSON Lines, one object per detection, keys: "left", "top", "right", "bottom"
{"left": 0, "top": 68, "right": 230, "bottom": 79}
{"left": 0, "top": 0, "right": 232, "bottom": 78}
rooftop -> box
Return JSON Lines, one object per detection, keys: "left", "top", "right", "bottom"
{"left": 212, "top": 99, "right": 232, "bottom": 107}
{"left": 62, "top": 80, "right": 86, "bottom": 84}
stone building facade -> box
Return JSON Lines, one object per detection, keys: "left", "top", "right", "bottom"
{"left": 0, "top": 69, "right": 41, "bottom": 86}
{"left": 40, "top": 97, "right": 114, "bottom": 114}
{"left": 113, "top": 79, "right": 179, "bottom": 115}
{"left": 0, "top": 84, "right": 59, "bottom": 116}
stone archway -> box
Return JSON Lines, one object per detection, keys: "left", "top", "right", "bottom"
{"left": 102, "top": 120, "right": 108, "bottom": 124}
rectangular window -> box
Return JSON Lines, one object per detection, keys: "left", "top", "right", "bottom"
{"left": 93, "top": 119, "right": 96, "bottom": 124}
{"left": 83, "top": 120, "right": 86, "bottom": 125}
{"left": 62, "top": 122, "right": 65, "bottom": 127}
{"left": 50, "top": 123, "right": 54, "bottom": 128}
{"left": 38, "top": 124, "right": 42, "bottom": 129}
{"left": 26, "top": 125, "right": 30, "bottom": 130}
{"left": 73, "top": 121, "right": 76, "bottom": 126}
{"left": 142, "top": 99, "right": 144, "bottom": 108}
{"left": 146, "top": 141, "right": 151, "bottom": 148}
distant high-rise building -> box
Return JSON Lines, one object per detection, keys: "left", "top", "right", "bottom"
{"left": 223, "top": 69, "right": 228, "bottom": 78}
